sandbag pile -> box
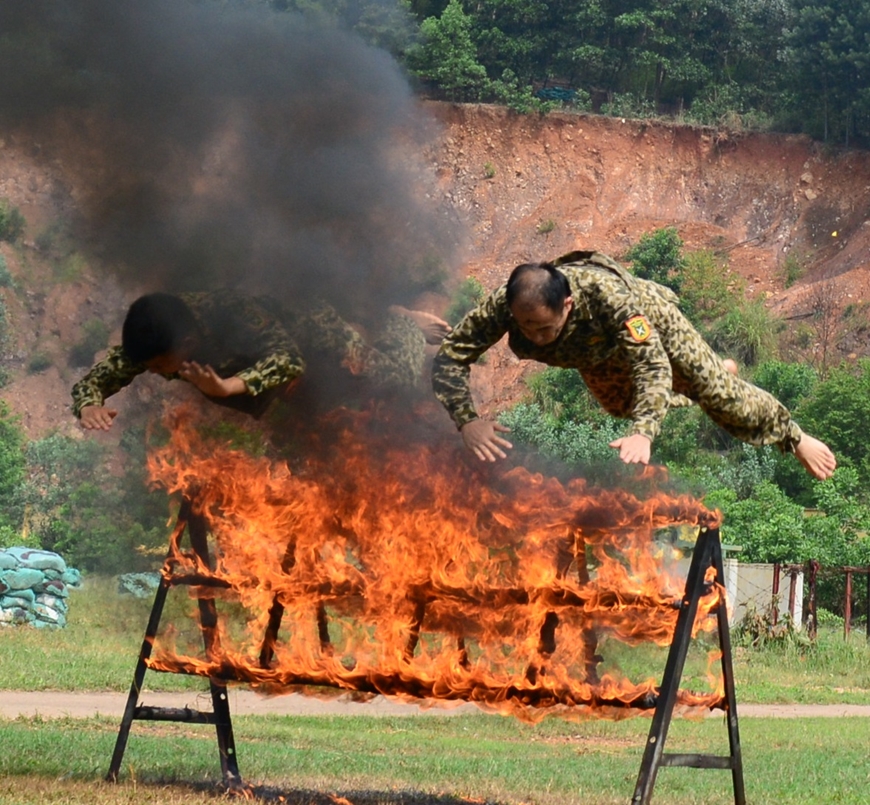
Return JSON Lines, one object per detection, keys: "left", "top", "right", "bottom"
{"left": 0, "top": 547, "right": 82, "bottom": 628}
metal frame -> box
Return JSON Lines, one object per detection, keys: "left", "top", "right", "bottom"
{"left": 632, "top": 525, "right": 745, "bottom": 805}
{"left": 108, "top": 503, "right": 743, "bottom": 804}
{"left": 106, "top": 497, "right": 243, "bottom": 788}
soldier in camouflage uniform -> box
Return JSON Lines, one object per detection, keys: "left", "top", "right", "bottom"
{"left": 72, "top": 291, "right": 448, "bottom": 430}
{"left": 287, "top": 300, "right": 440, "bottom": 393}
{"left": 72, "top": 290, "right": 306, "bottom": 428}
{"left": 432, "top": 251, "right": 837, "bottom": 481}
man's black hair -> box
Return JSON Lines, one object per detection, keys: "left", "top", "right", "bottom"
{"left": 122, "top": 293, "right": 200, "bottom": 364}
{"left": 505, "top": 262, "right": 570, "bottom": 312}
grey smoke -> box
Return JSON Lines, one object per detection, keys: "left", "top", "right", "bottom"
{"left": 0, "top": 0, "right": 459, "bottom": 323}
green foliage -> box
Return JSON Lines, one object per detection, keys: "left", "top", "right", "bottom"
{"left": 443, "top": 276, "right": 485, "bottom": 326}
{"left": 706, "top": 297, "right": 781, "bottom": 366}
{"left": 777, "top": 251, "right": 807, "bottom": 289}
{"left": 527, "top": 367, "right": 612, "bottom": 427}
{"left": 54, "top": 252, "right": 87, "bottom": 282}
{"left": 680, "top": 443, "right": 778, "bottom": 501}
{"left": 406, "top": 0, "right": 488, "bottom": 101}
{"left": 679, "top": 249, "right": 741, "bottom": 326}
{"left": 27, "top": 352, "right": 52, "bottom": 374}
{"left": 20, "top": 433, "right": 165, "bottom": 573}
{"left": 199, "top": 420, "right": 268, "bottom": 457}
{"left": 68, "top": 318, "right": 110, "bottom": 368}
{"left": 752, "top": 360, "right": 817, "bottom": 411}
{"left": 793, "top": 359, "right": 870, "bottom": 486}
{"left": 498, "top": 401, "right": 626, "bottom": 476}
{"left": 0, "top": 200, "right": 25, "bottom": 243}
{"left": 734, "top": 604, "right": 807, "bottom": 650}
{"left": 488, "top": 69, "right": 557, "bottom": 113}
{"left": 0, "top": 404, "right": 26, "bottom": 533}
{"left": 536, "top": 218, "right": 557, "bottom": 235}
{"left": 706, "top": 481, "right": 808, "bottom": 563}
{"left": 0, "top": 296, "right": 9, "bottom": 356}
{"left": 483, "top": 161, "right": 496, "bottom": 179}
{"left": 600, "top": 92, "right": 657, "bottom": 119}
{"left": 624, "top": 227, "right": 686, "bottom": 294}
{"left": 0, "top": 254, "right": 12, "bottom": 288}
{"left": 784, "top": 0, "right": 870, "bottom": 145}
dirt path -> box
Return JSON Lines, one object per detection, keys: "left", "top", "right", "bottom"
{"left": 2, "top": 690, "right": 868, "bottom": 720}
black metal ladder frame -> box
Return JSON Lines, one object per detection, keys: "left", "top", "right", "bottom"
{"left": 632, "top": 525, "right": 746, "bottom": 805}
{"left": 106, "top": 497, "right": 243, "bottom": 788}
{"left": 107, "top": 503, "right": 743, "bottom": 804}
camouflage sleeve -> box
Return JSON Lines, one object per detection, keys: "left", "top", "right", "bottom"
{"left": 231, "top": 297, "right": 305, "bottom": 396}
{"left": 588, "top": 281, "right": 674, "bottom": 443}
{"left": 70, "top": 345, "right": 146, "bottom": 417}
{"left": 432, "top": 288, "right": 510, "bottom": 429}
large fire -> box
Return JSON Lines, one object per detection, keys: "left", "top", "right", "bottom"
{"left": 144, "top": 405, "right": 723, "bottom": 720}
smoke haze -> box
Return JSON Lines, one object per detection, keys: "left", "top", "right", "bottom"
{"left": 0, "top": 0, "right": 459, "bottom": 322}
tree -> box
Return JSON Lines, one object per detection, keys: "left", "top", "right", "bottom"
{"left": 752, "top": 360, "right": 817, "bottom": 411}
{"left": 784, "top": 0, "right": 870, "bottom": 144}
{"left": 793, "top": 359, "right": 870, "bottom": 491}
{"left": 405, "top": 0, "right": 488, "bottom": 101}
{"left": 624, "top": 226, "right": 686, "bottom": 294}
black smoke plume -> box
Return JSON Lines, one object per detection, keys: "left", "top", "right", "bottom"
{"left": 0, "top": 0, "right": 459, "bottom": 323}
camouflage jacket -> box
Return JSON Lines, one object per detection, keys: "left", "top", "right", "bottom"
{"left": 71, "top": 290, "right": 305, "bottom": 417}
{"left": 431, "top": 251, "right": 681, "bottom": 442}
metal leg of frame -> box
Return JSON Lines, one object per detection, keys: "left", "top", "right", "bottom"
{"left": 106, "top": 498, "right": 243, "bottom": 788}
{"left": 631, "top": 526, "right": 745, "bottom": 805}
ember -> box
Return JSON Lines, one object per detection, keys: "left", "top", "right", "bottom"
{"left": 143, "top": 405, "right": 723, "bottom": 720}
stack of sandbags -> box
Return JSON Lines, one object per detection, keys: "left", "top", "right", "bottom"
{"left": 0, "top": 547, "right": 82, "bottom": 628}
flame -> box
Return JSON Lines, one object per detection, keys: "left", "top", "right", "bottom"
{"left": 144, "top": 405, "right": 724, "bottom": 720}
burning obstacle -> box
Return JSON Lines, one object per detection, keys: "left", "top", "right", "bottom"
{"left": 107, "top": 407, "right": 744, "bottom": 804}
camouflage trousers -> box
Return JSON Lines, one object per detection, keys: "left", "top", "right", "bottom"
{"left": 582, "top": 304, "right": 803, "bottom": 452}
{"left": 298, "top": 303, "right": 426, "bottom": 392}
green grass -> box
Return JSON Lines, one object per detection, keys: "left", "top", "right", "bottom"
{"left": 1, "top": 714, "right": 870, "bottom": 804}
{"left": 2, "top": 578, "right": 870, "bottom": 803}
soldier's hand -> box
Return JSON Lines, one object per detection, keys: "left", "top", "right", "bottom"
{"left": 609, "top": 433, "right": 652, "bottom": 465}
{"left": 461, "top": 419, "right": 513, "bottom": 462}
{"left": 179, "top": 362, "right": 246, "bottom": 397}
{"left": 80, "top": 405, "right": 118, "bottom": 431}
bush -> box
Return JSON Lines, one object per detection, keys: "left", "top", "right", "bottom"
{"left": 0, "top": 201, "right": 25, "bottom": 243}
{"left": 499, "top": 401, "right": 626, "bottom": 481}
{"left": 0, "top": 254, "right": 12, "bottom": 287}
{"left": 27, "top": 352, "right": 52, "bottom": 374}
{"left": 624, "top": 227, "right": 686, "bottom": 294}
{"left": 752, "top": 360, "right": 817, "bottom": 411}
{"left": 68, "top": 318, "right": 110, "bottom": 367}
{"left": 488, "top": 69, "right": 557, "bottom": 114}
{"left": 679, "top": 249, "right": 741, "bottom": 326}
{"left": 444, "top": 276, "right": 485, "bottom": 326}
{"left": 706, "top": 298, "right": 782, "bottom": 366}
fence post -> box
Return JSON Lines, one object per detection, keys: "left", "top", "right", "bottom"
{"left": 866, "top": 569, "right": 870, "bottom": 641}
{"left": 771, "top": 563, "right": 780, "bottom": 625}
{"left": 806, "top": 560, "right": 818, "bottom": 640}
{"left": 844, "top": 570, "right": 853, "bottom": 639}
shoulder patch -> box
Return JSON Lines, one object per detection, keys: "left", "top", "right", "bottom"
{"left": 625, "top": 315, "right": 653, "bottom": 342}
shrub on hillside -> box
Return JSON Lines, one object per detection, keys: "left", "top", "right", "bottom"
{"left": 0, "top": 201, "right": 24, "bottom": 243}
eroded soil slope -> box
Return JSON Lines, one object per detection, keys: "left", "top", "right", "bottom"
{"left": 3, "top": 103, "right": 870, "bottom": 435}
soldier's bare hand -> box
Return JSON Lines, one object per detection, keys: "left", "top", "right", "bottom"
{"left": 179, "top": 362, "right": 246, "bottom": 397}
{"left": 80, "top": 405, "right": 118, "bottom": 431}
{"left": 609, "top": 433, "right": 652, "bottom": 465}
{"left": 461, "top": 419, "right": 513, "bottom": 462}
